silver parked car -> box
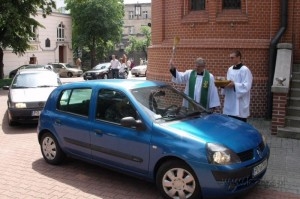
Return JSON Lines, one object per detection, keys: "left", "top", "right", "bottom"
{"left": 131, "top": 64, "right": 147, "bottom": 77}
{"left": 3, "top": 69, "right": 62, "bottom": 126}
{"left": 49, "top": 63, "right": 83, "bottom": 77}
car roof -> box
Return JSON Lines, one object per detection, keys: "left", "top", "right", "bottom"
{"left": 58, "top": 79, "right": 166, "bottom": 90}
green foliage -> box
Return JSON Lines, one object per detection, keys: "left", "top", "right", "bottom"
{"left": 125, "top": 26, "right": 151, "bottom": 59}
{"left": 0, "top": 0, "right": 56, "bottom": 55}
{"left": 66, "top": 0, "right": 124, "bottom": 67}
{"left": 0, "top": 0, "right": 56, "bottom": 79}
{"left": 0, "top": 78, "right": 12, "bottom": 88}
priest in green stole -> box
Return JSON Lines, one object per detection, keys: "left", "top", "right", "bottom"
{"left": 169, "top": 57, "right": 220, "bottom": 109}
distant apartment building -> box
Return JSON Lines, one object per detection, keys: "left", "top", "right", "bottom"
{"left": 3, "top": 11, "right": 73, "bottom": 76}
{"left": 115, "top": 2, "right": 151, "bottom": 62}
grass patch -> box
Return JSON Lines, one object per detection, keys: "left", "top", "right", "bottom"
{"left": 0, "top": 78, "right": 12, "bottom": 88}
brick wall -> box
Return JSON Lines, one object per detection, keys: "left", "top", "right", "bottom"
{"left": 148, "top": 0, "right": 300, "bottom": 118}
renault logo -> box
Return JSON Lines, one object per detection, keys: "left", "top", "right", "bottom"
{"left": 256, "top": 148, "right": 263, "bottom": 158}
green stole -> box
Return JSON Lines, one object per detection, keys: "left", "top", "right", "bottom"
{"left": 189, "top": 70, "right": 210, "bottom": 108}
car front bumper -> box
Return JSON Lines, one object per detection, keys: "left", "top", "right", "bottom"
{"left": 8, "top": 107, "right": 43, "bottom": 123}
{"left": 192, "top": 146, "right": 270, "bottom": 198}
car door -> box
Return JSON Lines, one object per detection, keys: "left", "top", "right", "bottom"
{"left": 54, "top": 88, "right": 93, "bottom": 159}
{"left": 90, "top": 89, "right": 151, "bottom": 174}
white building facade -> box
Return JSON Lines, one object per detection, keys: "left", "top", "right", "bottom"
{"left": 3, "top": 11, "right": 73, "bottom": 76}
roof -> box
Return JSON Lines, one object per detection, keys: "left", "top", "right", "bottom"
{"left": 59, "top": 79, "right": 166, "bottom": 90}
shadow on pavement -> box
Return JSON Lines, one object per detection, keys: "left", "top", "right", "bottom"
{"left": 32, "top": 158, "right": 163, "bottom": 199}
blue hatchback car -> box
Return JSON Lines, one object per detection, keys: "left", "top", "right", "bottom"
{"left": 38, "top": 79, "right": 269, "bottom": 199}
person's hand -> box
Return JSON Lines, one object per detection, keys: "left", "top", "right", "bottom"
{"left": 169, "top": 59, "right": 175, "bottom": 69}
{"left": 225, "top": 81, "right": 234, "bottom": 88}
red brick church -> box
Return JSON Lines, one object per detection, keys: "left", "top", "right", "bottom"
{"left": 147, "top": 0, "right": 300, "bottom": 135}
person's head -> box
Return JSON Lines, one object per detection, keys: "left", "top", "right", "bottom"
{"left": 230, "top": 50, "right": 242, "bottom": 65}
{"left": 112, "top": 55, "right": 116, "bottom": 60}
{"left": 194, "top": 57, "right": 206, "bottom": 73}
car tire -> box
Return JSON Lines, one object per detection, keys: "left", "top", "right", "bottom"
{"left": 40, "top": 132, "right": 65, "bottom": 165}
{"left": 156, "top": 160, "right": 201, "bottom": 199}
{"left": 135, "top": 74, "right": 139, "bottom": 77}
{"left": 103, "top": 74, "right": 108, "bottom": 79}
{"left": 67, "top": 72, "right": 73, "bottom": 77}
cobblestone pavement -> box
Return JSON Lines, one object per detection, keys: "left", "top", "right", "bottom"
{"left": 0, "top": 87, "right": 300, "bottom": 199}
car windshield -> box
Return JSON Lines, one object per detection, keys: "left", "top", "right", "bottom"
{"left": 131, "top": 85, "right": 208, "bottom": 122}
{"left": 11, "top": 73, "right": 62, "bottom": 89}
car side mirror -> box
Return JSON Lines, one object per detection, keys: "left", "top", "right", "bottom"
{"left": 121, "top": 117, "right": 146, "bottom": 131}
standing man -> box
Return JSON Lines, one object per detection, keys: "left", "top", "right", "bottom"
{"left": 110, "top": 55, "right": 120, "bottom": 79}
{"left": 169, "top": 57, "right": 220, "bottom": 109}
{"left": 222, "top": 50, "right": 253, "bottom": 122}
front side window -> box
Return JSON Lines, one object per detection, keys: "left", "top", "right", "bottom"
{"left": 190, "top": 0, "right": 206, "bottom": 10}
{"left": 97, "top": 89, "right": 137, "bottom": 123}
{"left": 223, "top": 0, "right": 241, "bottom": 9}
{"left": 57, "top": 23, "right": 65, "bottom": 41}
{"left": 58, "top": 88, "right": 92, "bottom": 116}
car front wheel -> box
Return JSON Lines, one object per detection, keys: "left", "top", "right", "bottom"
{"left": 40, "top": 132, "right": 65, "bottom": 165}
{"left": 156, "top": 160, "right": 201, "bottom": 199}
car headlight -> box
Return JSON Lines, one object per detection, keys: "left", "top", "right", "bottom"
{"left": 206, "top": 143, "right": 241, "bottom": 165}
{"left": 12, "top": 102, "right": 27, "bottom": 108}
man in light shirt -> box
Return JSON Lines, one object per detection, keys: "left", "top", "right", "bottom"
{"left": 110, "top": 55, "right": 120, "bottom": 79}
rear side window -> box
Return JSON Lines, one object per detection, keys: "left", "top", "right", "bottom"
{"left": 57, "top": 88, "right": 92, "bottom": 116}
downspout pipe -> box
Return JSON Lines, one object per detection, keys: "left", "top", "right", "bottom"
{"left": 266, "top": 0, "right": 288, "bottom": 119}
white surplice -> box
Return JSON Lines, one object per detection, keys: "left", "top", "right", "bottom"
{"left": 222, "top": 65, "right": 253, "bottom": 118}
{"left": 172, "top": 69, "right": 220, "bottom": 108}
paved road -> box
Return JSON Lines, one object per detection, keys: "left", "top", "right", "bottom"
{"left": 0, "top": 76, "right": 300, "bottom": 199}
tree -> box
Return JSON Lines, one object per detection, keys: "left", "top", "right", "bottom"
{"left": 0, "top": 0, "right": 56, "bottom": 79}
{"left": 125, "top": 26, "right": 151, "bottom": 60}
{"left": 66, "top": 0, "right": 124, "bottom": 68}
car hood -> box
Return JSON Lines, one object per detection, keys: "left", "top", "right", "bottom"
{"left": 161, "top": 114, "right": 262, "bottom": 153}
{"left": 68, "top": 68, "right": 82, "bottom": 72}
{"left": 9, "top": 87, "right": 57, "bottom": 102}
{"left": 132, "top": 65, "right": 146, "bottom": 70}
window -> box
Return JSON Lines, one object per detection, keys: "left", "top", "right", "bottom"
{"left": 223, "top": 0, "right": 241, "bottom": 9}
{"left": 128, "top": 27, "right": 134, "bottom": 34}
{"left": 143, "top": 11, "right": 148, "bottom": 19}
{"left": 57, "top": 23, "right": 65, "bottom": 41}
{"left": 129, "top": 11, "right": 134, "bottom": 19}
{"left": 29, "top": 25, "right": 37, "bottom": 41}
{"left": 190, "top": 0, "right": 206, "bottom": 10}
{"left": 96, "top": 89, "right": 137, "bottom": 123}
{"left": 58, "top": 88, "right": 92, "bottom": 116}
{"left": 45, "top": 38, "right": 50, "bottom": 47}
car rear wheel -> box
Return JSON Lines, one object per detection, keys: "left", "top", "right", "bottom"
{"left": 40, "top": 132, "right": 65, "bottom": 165}
{"left": 67, "top": 72, "right": 73, "bottom": 77}
{"left": 156, "top": 160, "right": 201, "bottom": 199}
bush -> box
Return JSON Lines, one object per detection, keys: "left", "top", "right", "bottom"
{"left": 0, "top": 78, "right": 12, "bottom": 88}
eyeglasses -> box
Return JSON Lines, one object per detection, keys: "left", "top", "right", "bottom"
{"left": 230, "top": 56, "right": 236, "bottom": 59}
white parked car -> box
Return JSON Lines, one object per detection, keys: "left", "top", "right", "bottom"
{"left": 131, "top": 64, "right": 147, "bottom": 77}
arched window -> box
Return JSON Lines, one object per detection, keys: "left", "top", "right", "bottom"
{"left": 45, "top": 38, "right": 51, "bottom": 47}
{"left": 57, "top": 22, "right": 65, "bottom": 41}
